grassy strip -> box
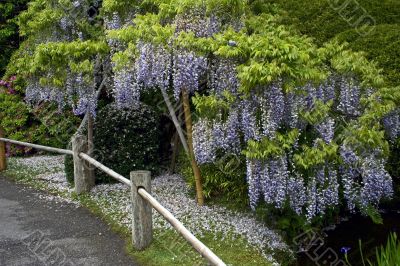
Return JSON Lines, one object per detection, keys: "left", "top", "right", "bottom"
{"left": 2, "top": 157, "right": 273, "bottom": 266}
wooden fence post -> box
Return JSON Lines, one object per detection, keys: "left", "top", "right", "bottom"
{"left": 72, "top": 135, "right": 94, "bottom": 194}
{"left": 130, "top": 170, "right": 152, "bottom": 250}
{"left": 0, "top": 126, "right": 7, "bottom": 171}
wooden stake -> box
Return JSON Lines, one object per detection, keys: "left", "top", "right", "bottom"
{"left": 182, "top": 89, "right": 204, "bottom": 205}
{"left": 72, "top": 135, "right": 94, "bottom": 194}
{"left": 0, "top": 126, "right": 7, "bottom": 171}
{"left": 130, "top": 171, "right": 153, "bottom": 250}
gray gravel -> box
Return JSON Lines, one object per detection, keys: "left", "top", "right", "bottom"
{"left": 0, "top": 176, "right": 138, "bottom": 266}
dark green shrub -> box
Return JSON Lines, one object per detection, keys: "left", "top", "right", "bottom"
{"left": 65, "top": 103, "right": 161, "bottom": 184}
{"left": 268, "top": 0, "right": 400, "bottom": 86}
{"left": 335, "top": 24, "right": 400, "bottom": 86}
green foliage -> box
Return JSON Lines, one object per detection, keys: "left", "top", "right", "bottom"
{"left": 294, "top": 140, "right": 338, "bottom": 170}
{"left": 301, "top": 100, "right": 333, "bottom": 125}
{"left": 178, "top": 149, "right": 249, "bottom": 205}
{"left": 362, "top": 204, "right": 383, "bottom": 225}
{"left": 268, "top": 0, "right": 400, "bottom": 44}
{"left": 6, "top": 0, "right": 107, "bottom": 88}
{"left": 192, "top": 91, "right": 235, "bottom": 119}
{"left": 244, "top": 129, "right": 299, "bottom": 160}
{"left": 255, "top": 202, "right": 312, "bottom": 241}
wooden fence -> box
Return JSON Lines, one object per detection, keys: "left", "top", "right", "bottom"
{"left": 0, "top": 130, "right": 226, "bottom": 266}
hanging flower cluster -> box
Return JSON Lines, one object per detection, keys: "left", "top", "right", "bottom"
{"left": 25, "top": 80, "right": 66, "bottom": 111}
{"left": 383, "top": 109, "right": 400, "bottom": 141}
{"left": 25, "top": 72, "right": 97, "bottom": 117}
{"left": 340, "top": 145, "right": 394, "bottom": 213}
{"left": 209, "top": 58, "right": 239, "bottom": 95}
{"left": 193, "top": 108, "right": 241, "bottom": 164}
{"left": 193, "top": 74, "right": 394, "bottom": 220}
{"left": 172, "top": 50, "right": 207, "bottom": 99}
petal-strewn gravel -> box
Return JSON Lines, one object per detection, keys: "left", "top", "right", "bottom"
{"left": 9, "top": 155, "right": 290, "bottom": 264}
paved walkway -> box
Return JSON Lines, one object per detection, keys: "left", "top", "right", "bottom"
{"left": 0, "top": 176, "right": 138, "bottom": 266}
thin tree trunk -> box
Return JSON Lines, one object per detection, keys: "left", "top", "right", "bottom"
{"left": 182, "top": 89, "right": 204, "bottom": 205}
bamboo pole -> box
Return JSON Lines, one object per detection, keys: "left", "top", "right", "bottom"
{"left": 182, "top": 89, "right": 204, "bottom": 205}
{"left": 78, "top": 152, "right": 131, "bottom": 187}
{"left": 161, "top": 88, "right": 189, "bottom": 154}
{"left": 138, "top": 188, "right": 226, "bottom": 266}
{"left": 0, "top": 138, "right": 73, "bottom": 155}
{"left": 0, "top": 127, "right": 7, "bottom": 171}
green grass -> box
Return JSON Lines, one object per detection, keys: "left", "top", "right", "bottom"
{"left": 2, "top": 156, "right": 275, "bottom": 266}
{"left": 373, "top": 233, "right": 400, "bottom": 266}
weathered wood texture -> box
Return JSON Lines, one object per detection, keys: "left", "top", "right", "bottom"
{"left": 130, "top": 170, "right": 153, "bottom": 250}
{"left": 0, "top": 127, "right": 7, "bottom": 171}
{"left": 72, "top": 135, "right": 95, "bottom": 194}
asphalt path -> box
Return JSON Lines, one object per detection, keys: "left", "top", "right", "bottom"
{"left": 0, "top": 176, "right": 138, "bottom": 266}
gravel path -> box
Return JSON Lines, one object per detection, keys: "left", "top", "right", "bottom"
{"left": 0, "top": 175, "right": 138, "bottom": 266}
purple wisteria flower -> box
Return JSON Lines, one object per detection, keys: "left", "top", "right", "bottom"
{"left": 172, "top": 50, "right": 207, "bottom": 99}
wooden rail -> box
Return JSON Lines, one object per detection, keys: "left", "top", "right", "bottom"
{"left": 0, "top": 135, "right": 226, "bottom": 266}
{"left": 0, "top": 138, "right": 73, "bottom": 155}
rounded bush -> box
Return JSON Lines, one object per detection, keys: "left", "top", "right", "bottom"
{"left": 65, "top": 103, "right": 160, "bottom": 184}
